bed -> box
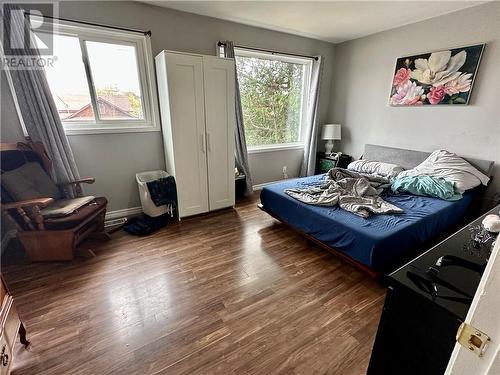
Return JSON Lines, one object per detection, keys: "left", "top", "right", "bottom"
{"left": 259, "top": 144, "right": 494, "bottom": 276}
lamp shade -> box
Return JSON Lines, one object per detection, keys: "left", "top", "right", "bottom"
{"left": 321, "top": 124, "right": 341, "bottom": 140}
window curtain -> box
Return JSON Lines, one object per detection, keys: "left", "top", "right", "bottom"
{"left": 3, "top": 5, "right": 81, "bottom": 189}
{"left": 221, "top": 41, "right": 253, "bottom": 196}
{"left": 300, "top": 56, "right": 323, "bottom": 177}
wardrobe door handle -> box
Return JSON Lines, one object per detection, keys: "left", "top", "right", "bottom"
{"left": 206, "top": 132, "right": 212, "bottom": 152}
{"left": 200, "top": 134, "right": 206, "bottom": 153}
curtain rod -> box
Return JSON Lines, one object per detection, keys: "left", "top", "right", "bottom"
{"left": 217, "top": 41, "right": 318, "bottom": 61}
{"left": 25, "top": 13, "right": 151, "bottom": 36}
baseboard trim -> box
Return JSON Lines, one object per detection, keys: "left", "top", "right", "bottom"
{"left": 105, "top": 206, "right": 143, "bottom": 221}
{"left": 252, "top": 180, "right": 283, "bottom": 190}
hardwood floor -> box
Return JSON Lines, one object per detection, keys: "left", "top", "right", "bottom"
{"left": 2, "top": 195, "right": 385, "bottom": 375}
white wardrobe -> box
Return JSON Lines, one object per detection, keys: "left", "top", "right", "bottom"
{"left": 155, "top": 50, "right": 236, "bottom": 218}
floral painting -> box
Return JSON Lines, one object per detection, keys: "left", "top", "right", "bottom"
{"left": 389, "top": 44, "right": 484, "bottom": 106}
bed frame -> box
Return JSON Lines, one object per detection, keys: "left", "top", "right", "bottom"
{"left": 257, "top": 203, "right": 382, "bottom": 278}
{"left": 258, "top": 144, "right": 495, "bottom": 278}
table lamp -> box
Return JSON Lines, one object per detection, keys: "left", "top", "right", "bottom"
{"left": 321, "top": 124, "right": 341, "bottom": 155}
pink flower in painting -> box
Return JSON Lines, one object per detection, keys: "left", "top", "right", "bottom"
{"left": 444, "top": 73, "right": 473, "bottom": 95}
{"left": 407, "top": 97, "right": 423, "bottom": 106}
{"left": 427, "top": 86, "right": 446, "bottom": 105}
{"left": 393, "top": 68, "right": 411, "bottom": 86}
{"left": 390, "top": 81, "right": 424, "bottom": 106}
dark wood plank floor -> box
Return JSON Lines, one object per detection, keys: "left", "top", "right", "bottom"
{"left": 2, "top": 195, "right": 385, "bottom": 375}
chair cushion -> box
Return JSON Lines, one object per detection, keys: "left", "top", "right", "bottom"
{"left": 41, "top": 196, "right": 96, "bottom": 218}
{"left": 44, "top": 197, "right": 107, "bottom": 230}
{"left": 2, "top": 162, "right": 62, "bottom": 201}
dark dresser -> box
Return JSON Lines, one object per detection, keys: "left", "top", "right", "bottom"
{"left": 367, "top": 204, "right": 499, "bottom": 375}
{"left": 1, "top": 276, "right": 29, "bottom": 375}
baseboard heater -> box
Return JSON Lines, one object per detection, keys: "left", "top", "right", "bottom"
{"left": 104, "top": 218, "right": 127, "bottom": 229}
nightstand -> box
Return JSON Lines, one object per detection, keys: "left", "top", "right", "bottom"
{"left": 315, "top": 152, "right": 352, "bottom": 174}
{"left": 1, "top": 276, "right": 29, "bottom": 375}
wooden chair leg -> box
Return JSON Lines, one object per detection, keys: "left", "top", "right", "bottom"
{"left": 96, "top": 211, "right": 106, "bottom": 232}
{"left": 91, "top": 211, "right": 110, "bottom": 241}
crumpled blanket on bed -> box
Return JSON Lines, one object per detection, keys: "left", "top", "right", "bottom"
{"left": 284, "top": 168, "right": 403, "bottom": 218}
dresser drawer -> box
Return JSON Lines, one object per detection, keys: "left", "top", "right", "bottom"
{"left": 0, "top": 334, "right": 13, "bottom": 375}
{"left": 1, "top": 297, "right": 20, "bottom": 350}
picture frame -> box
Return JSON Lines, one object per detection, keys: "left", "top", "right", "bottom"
{"left": 389, "top": 44, "right": 485, "bottom": 106}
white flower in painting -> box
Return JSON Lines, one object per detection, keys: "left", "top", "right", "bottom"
{"left": 410, "top": 50, "right": 467, "bottom": 87}
{"left": 444, "top": 73, "right": 473, "bottom": 95}
{"left": 390, "top": 81, "right": 424, "bottom": 105}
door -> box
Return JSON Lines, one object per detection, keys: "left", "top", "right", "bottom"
{"left": 445, "top": 237, "right": 500, "bottom": 374}
{"left": 165, "top": 52, "right": 209, "bottom": 217}
{"left": 202, "top": 56, "right": 236, "bottom": 211}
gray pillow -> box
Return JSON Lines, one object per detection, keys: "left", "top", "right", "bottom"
{"left": 347, "top": 159, "right": 405, "bottom": 178}
{"left": 2, "top": 162, "right": 62, "bottom": 201}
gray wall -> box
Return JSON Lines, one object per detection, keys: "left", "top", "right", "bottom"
{"left": 0, "top": 1, "right": 335, "bottom": 212}
{"left": 330, "top": 2, "right": 500, "bottom": 203}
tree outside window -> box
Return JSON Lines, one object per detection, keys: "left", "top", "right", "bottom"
{"left": 234, "top": 51, "right": 311, "bottom": 149}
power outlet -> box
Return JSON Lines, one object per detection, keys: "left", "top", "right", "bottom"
{"left": 282, "top": 166, "right": 288, "bottom": 179}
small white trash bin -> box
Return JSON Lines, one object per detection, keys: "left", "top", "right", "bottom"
{"left": 136, "top": 170, "right": 169, "bottom": 217}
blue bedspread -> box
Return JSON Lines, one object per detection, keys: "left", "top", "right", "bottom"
{"left": 260, "top": 175, "right": 474, "bottom": 272}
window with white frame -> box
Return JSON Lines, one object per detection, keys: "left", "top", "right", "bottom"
{"left": 222, "top": 47, "right": 312, "bottom": 151}
{"left": 34, "top": 19, "right": 159, "bottom": 134}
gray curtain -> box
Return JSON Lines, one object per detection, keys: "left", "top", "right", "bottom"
{"left": 3, "top": 4, "right": 80, "bottom": 187}
{"left": 222, "top": 41, "right": 253, "bottom": 196}
{"left": 300, "top": 56, "right": 323, "bottom": 177}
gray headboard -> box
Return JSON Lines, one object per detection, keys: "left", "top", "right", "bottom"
{"left": 363, "top": 144, "right": 495, "bottom": 177}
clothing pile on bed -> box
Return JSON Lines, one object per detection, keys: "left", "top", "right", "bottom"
{"left": 285, "top": 168, "right": 403, "bottom": 218}
{"left": 285, "top": 149, "right": 490, "bottom": 218}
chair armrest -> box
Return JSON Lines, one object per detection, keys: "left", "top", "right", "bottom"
{"left": 58, "top": 177, "right": 94, "bottom": 198}
{"left": 58, "top": 177, "right": 95, "bottom": 186}
{"left": 1, "top": 197, "right": 54, "bottom": 211}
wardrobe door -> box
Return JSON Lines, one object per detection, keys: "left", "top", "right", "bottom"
{"left": 165, "top": 53, "right": 209, "bottom": 217}
{"left": 203, "top": 56, "right": 236, "bottom": 211}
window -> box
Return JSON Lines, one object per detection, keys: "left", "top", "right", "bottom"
{"left": 34, "top": 18, "right": 159, "bottom": 134}
{"left": 223, "top": 47, "right": 312, "bottom": 151}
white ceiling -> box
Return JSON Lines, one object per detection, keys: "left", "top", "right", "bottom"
{"left": 145, "top": 1, "right": 485, "bottom": 43}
